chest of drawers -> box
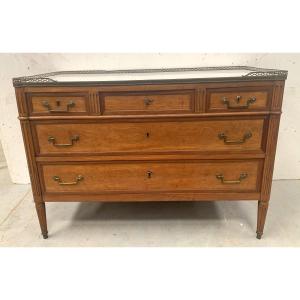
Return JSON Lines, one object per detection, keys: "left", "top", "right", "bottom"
{"left": 13, "top": 66, "right": 288, "bottom": 239}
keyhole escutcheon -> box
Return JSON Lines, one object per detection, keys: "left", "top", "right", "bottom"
{"left": 147, "top": 171, "right": 153, "bottom": 179}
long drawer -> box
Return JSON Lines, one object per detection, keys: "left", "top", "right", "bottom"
{"left": 33, "top": 118, "right": 266, "bottom": 155}
{"left": 40, "top": 160, "right": 262, "bottom": 194}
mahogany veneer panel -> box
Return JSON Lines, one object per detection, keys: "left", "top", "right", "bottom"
{"left": 40, "top": 160, "right": 262, "bottom": 194}
{"left": 102, "top": 90, "right": 195, "bottom": 115}
{"left": 206, "top": 86, "right": 272, "bottom": 112}
{"left": 28, "top": 93, "right": 89, "bottom": 115}
{"left": 34, "top": 118, "right": 266, "bottom": 156}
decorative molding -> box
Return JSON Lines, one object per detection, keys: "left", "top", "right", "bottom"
{"left": 13, "top": 75, "right": 56, "bottom": 86}
{"left": 15, "top": 88, "right": 28, "bottom": 116}
{"left": 194, "top": 89, "right": 200, "bottom": 112}
{"left": 202, "top": 89, "right": 207, "bottom": 113}
{"left": 260, "top": 115, "right": 281, "bottom": 201}
{"left": 271, "top": 81, "right": 285, "bottom": 111}
{"left": 245, "top": 70, "right": 288, "bottom": 79}
{"left": 20, "top": 120, "right": 42, "bottom": 201}
{"left": 89, "top": 91, "right": 101, "bottom": 115}
{"left": 197, "top": 88, "right": 206, "bottom": 113}
{"left": 12, "top": 66, "right": 288, "bottom": 87}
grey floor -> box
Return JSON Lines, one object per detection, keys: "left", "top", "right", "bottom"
{"left": 0, "top": 145, "right": 299, "bottom": 246}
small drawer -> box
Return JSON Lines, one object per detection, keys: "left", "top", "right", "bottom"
{"left": 101, "top": 90, "right": 195, "bottom": 115}
{"left": 206, "top": 87, "right": 272, "bottom": 112}
{"left": 40, "top": 160, "right": 262, "bottom": 194}
{"left": 27, "top": 93, "right": 89, "bottom": 115}
{"left": 33, "top": 118, "right": 266, "bottom": 156}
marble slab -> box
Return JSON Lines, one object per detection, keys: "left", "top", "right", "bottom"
{"left": 48, "top": 69, "right": 251, "bottom": 82}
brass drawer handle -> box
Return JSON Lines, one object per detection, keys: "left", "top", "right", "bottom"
{"left": 147, "top": 170, "right": 153, "bottom": 178}
{"left": 216, "top": 173, "right": 247, "bottom": 184}
{"left": 144, "top": 97, "right": 154, "bottom": 106}
{"left": 222, "top": 96, "right": 256, "bottom": 109}
{"left": 42, "top": 100, "right": 75, "bottom": 112}
{"left": 48, "top": 135, "right": 79, "bottom": 147}
{"left": 53, "top": 175, "right": 84, "bottom": 185}
{"left": 218, "top": 132, "right": 252, "bottom": 145}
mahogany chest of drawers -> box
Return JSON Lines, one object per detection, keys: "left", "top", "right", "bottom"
{"left": 13, "top": 66, "right": 288, "bottom": 239}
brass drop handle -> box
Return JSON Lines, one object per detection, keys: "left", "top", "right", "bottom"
{"left": 216, "top": 173, "right": 247, "bottom": 184}
{"left": 147, "top": 171, "right": 153, "bottom": 178}
{"left": 222, "top": 96, "right": 256, "bottom": 109}
{"left": 218, "top": 132, "right": 252, "bottom": 145}
{"left": 48, "top": 135, "right": 79, "bottom": 147}
{"left": 42, "top": 100, "right": 75, "bottom": 112}
{"left": 53, "top": 175, "right": 84, "bottom": 185}
{"left": 144, "top": 97, "right": 154, "bottom": 106}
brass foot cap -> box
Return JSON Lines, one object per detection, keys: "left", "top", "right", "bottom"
{"left": 42, "top": 232, "right": 48, "bottom": 239}
{"left": 256, "top": 232, "right": 262, "bottom": 239}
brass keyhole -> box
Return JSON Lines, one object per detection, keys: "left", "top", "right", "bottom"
{"left": 146, "top": 132, "right": 150, "bottom": 138}
{"left": 236, "top": 96, "right": 241, "bottom": 103}
{"left": 147, "top": 171, "right": 153, "bottom": 178}
{"left": 144, "top": 98, "right": 154, "bottom": 106}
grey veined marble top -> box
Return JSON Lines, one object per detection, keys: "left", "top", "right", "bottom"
{"left": 13, "top": 66, "right": 288, "bottom": 87}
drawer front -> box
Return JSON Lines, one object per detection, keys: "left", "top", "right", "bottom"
{"left": 28, "top": 93, "right": 89, "bottom": 115}
{"left": 34, "top": 118, "right": 265, "bottom": 155}
{"left": 206, "top": 87, "right": 272, "bottom": 112}
{"left": 41, "top": 160, "right": 262, "bottom": 194}
{"left": 101, "top": 90, "right": 195, "bottom": 115}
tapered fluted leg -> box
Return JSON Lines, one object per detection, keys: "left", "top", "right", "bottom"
{"left": 35, "top": 202, "right": 48, "bottom": 239}
{"left": 256, "top": 201, "right": 269, "bottom": 239}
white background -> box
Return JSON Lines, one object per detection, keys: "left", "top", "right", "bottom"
{"left": 0, "top": 53, "right": 299, "bottom": 183}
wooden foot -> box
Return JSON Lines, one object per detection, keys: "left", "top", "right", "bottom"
{"left": 35, "top": 202, "right": 48, "bottom": 239}
{"left": 256, "top": 201, "right": 269, "bottom": 239}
